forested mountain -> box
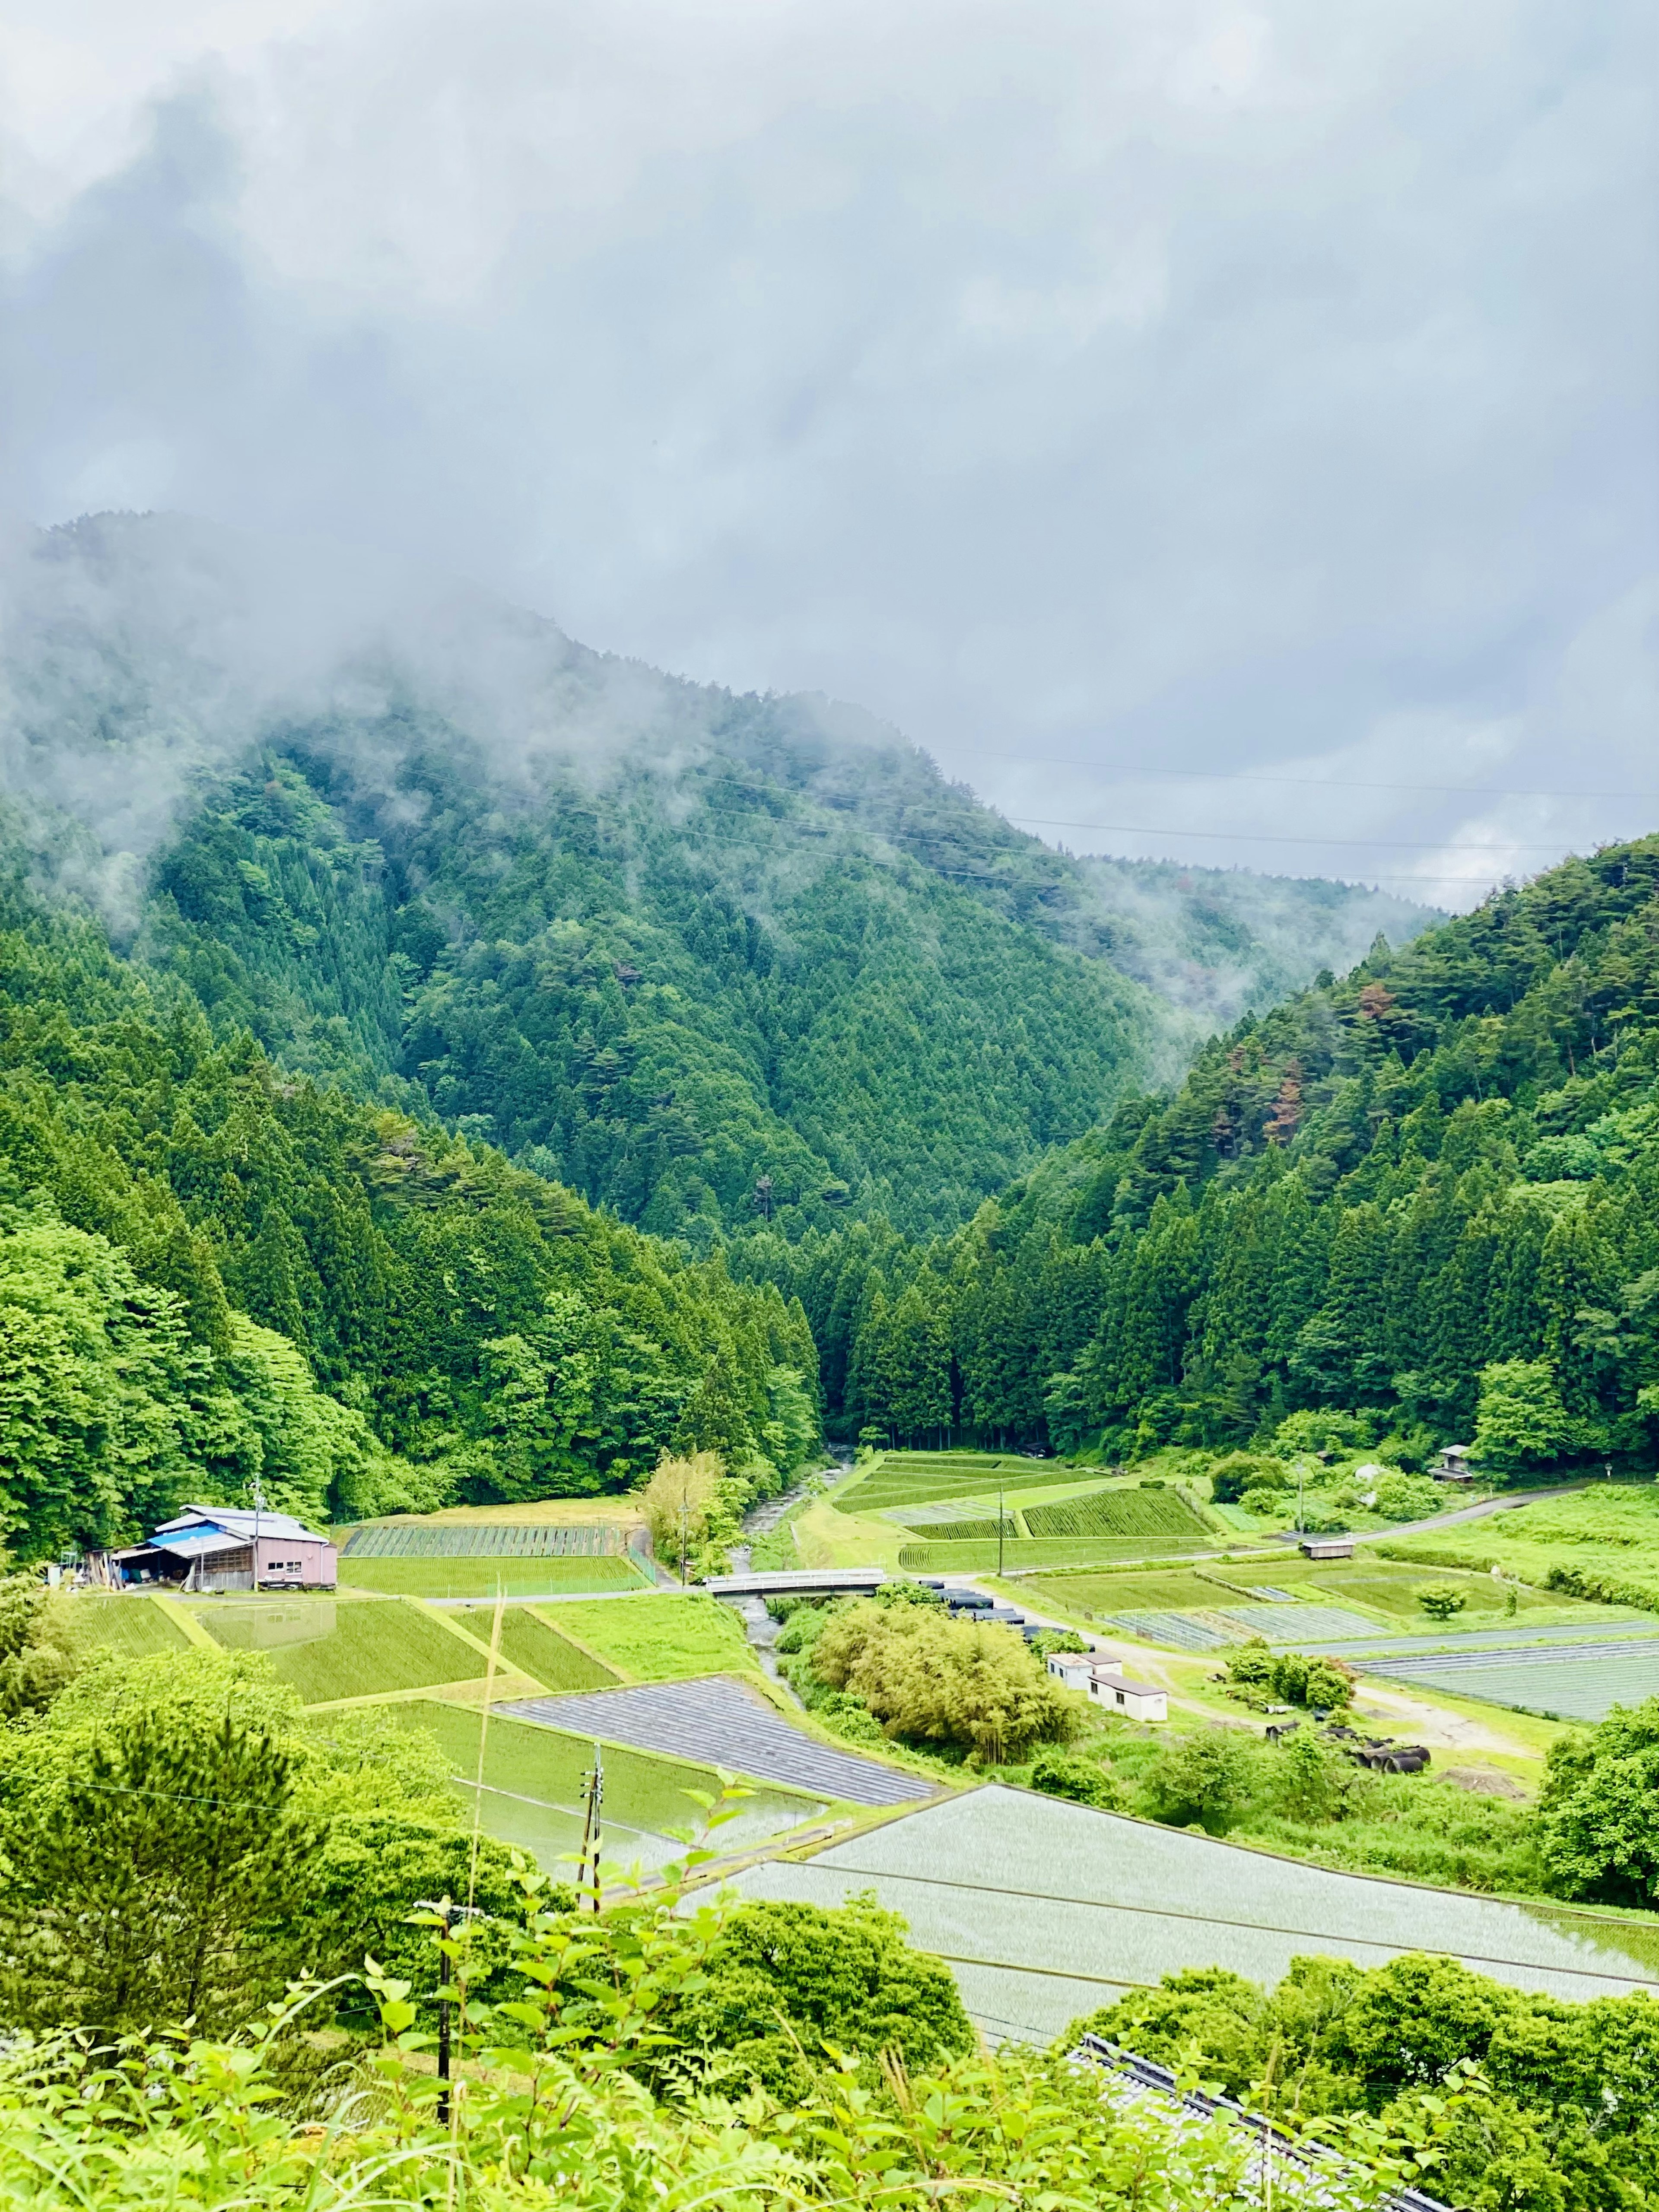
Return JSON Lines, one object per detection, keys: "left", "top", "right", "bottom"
{"left": 741, "top": 837, "right": 1659, "bottom": 1463}
{"left": 0, "top": 849, "right": 819, "bottom": 1554}
{"left": 3, "top": 511, "right": 1433, "bottom": 1246}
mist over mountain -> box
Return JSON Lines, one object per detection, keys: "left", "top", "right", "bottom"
{"left": 0, "top": 511, "right": 1437, "bottom": 1243}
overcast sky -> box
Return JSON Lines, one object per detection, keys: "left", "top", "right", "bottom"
{"left": 3, "top": 0, "right": 1655, "bottom": 907}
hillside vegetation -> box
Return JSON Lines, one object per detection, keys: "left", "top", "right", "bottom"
{"left": 0, "top": 844, "right": 819, "bottom": 1553}
{"left": 743, "top": 836, "right": 1659, "bottom": 1466}
{"left": 4, "top": 512, "right": 1433, "bottom": 1249}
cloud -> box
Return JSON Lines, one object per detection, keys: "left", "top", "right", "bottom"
{"left": 1, "top": 0, "right": 1655, "bottom": 906}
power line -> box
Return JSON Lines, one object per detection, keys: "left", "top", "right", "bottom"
{"left": 818, "top": 1861, "right": 1659, "bottom": 1989}
{"left": 691, "top": 797, "right": 1549, "bottom": 891}
{"left": 941, "top": 747, "right": 1658, "bottom": 806}
{"left": 1002, "top": 815, "right": 1617, "bottom": 855}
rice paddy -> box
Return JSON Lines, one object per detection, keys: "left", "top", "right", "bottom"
{"left": 503, "top": 1678, "right": 931, "bottom": 1807}
{"left": 724, "top": 1786, "right": 1659, "bottom": 2044}
{"left": 192, "top": 1597, "right": 488, "bottom": 1704}
{"left": 380, "top": 1699, "right": 824, "bottom": 1870}
{"left": 453, "top": 1603, "right": 621, "bottom": 1691}
{"left": 897, "top": 1535, "right": 1218, "bottom": 1572}
{"left": 58, "top": 1592, "right": 191, "bottom": 1660}
{"left": 544, "top": 1593, "right": 760, "bottom": 1681}
{"left": 336, "top": 1554, "right": 647, "bottom": 1599}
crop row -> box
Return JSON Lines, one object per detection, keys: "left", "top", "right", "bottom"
{"left": 1023, "top": 1490, "right": 1214, "bottom": 1542}
{"left": 340, "top": 1523, "right": 620, "bottom": 1558}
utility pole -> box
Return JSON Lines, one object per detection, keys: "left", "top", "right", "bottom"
{"left": 251, "top": 1469, "right": 264, "bottom": 1592}
{"left": 679, "top": 1494, "right": 690, "bottom": 1585}
{"left": 997, "top": 1479, "right": 1005, "bottom": 1577}
{"left": 412, "top": 1895, "right": 482, "bottom": 2125}
{"left": 578, "top": 1743, "right": 604, "bottom": 1913}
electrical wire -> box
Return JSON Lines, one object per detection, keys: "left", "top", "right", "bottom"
{"left": 939, "top": 747, "right": 1658, "bottom": 806}
{"left": 814, "top": 1862, "right": 1659, "bottom": 1988}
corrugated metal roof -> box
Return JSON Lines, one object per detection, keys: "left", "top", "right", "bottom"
{"left": 153, "top": 1506, "right": 331, "bottom": 1545}
{"left": 149, "top": 1529, "right": 253, "bottom": 1560}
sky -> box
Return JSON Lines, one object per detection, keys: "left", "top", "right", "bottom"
{"left": 2, "top": 0, "right": 1656, "bottom": 909}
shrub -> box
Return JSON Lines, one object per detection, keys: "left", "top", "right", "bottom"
{"left": 1210, "top": 1452, "right": 1283, "bottom": 1504}
{"left": 1141, "top": 1729, "right": 1259, "bottom": 1832}
{"left": 1416, "top": 1583, "right": 1468, "bottom": 1621}
{"left": 1030, "top": 1748, "right": 1122, "bottom": 1809}
{"left": 1269, "top": 1411, "right": 1377, "bottom": 1459}
{"left": 809, "top": 1602, "right": 1082, "bottom": 1763}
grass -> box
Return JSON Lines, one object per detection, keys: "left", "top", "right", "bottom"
{"left": 1381, "top": 1484, "right": 1659, "bottom": 1597}
{"left": 336, "top": 1555, "right": 647, "bottom": 1599}
{"left": 452, "top": 1603, "right": 621, "bottom": 1691}
{"left": 1214, "top": 1556, "right": 1618, "bottom": 1625}
{"left": 389, "top": 1700, "right": 820, "bottom": 1840}
{"left": 192, "top": 1598, "right": 487, "bottom": 1704}
{"left": 545, "top": 1594, "right": 760, "bottom": 1681}
{"left": 845, "top": 1464, "right": 1087, "bottom": 1513}
{"left": 58, "top": 1593, "right": 191, "bottom": 1660}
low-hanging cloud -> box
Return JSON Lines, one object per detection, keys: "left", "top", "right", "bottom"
{"left": 1, "top": 0, "right": 1656, "bottom": 907}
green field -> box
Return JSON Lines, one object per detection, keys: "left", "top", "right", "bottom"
{"left": 1221, "top": 1556, "right": 1616, "bottom": 1624}
{"left": 841, "top": 1458, "right": 1079, "bottom": 1512}
{"left": 339, "top": 1522, "right": 621, "bottom": 1558}
{"left": 898, "top": 1534, "right": 1222, "bottom": 1573}
{"left": 1022, "top": 1489, "right": 1215, "bottom": 1542}
{"left": 1381, "top": 1486, "right": 1659, "bottom": 1604}
{"left": 58, "top": 1593, "right": 191, "bottom": 1661}
{"left": 337, "top": 1555, "right": 647, "bottom": 1599}
{"left": 547, "top": 1594, "right": 758, "bottom": 1681}
{"left": 452, "top": 1603, "right": 622, "bottom": 1690}
{"left": 389, "top": 1700, "right": 819, "bottom": 1852}
{"left": 1023, "top": 1567, "right": 1266, "bottom": 1617}
{"left": 192, "top": 1598, "right": 487, "bottom": 1703}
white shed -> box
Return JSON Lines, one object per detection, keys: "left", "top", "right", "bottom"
{"left": 1046, "top": 1651, "right": 1167, "bottom": 1722}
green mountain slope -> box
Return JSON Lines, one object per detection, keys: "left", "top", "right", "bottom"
{"left": 0, "top": 843, "right": 819, "bottom": 1554}
{"left": 748, "top": 836, "right": 1659, "bottom": 1459}
{"left": 4, "top": 512, "right": 1436, "bottom": 1246}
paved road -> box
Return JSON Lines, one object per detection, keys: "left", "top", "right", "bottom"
{"left": 499, "top": 1676, "right": 933, "bottom": 1807}
{"left": 1348, "top": 1481, "right": 1589, "bottom": 1545}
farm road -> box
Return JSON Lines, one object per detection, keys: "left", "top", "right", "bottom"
{"left": 1344, "top": 1481, "right": 1589, "bottom": 1545}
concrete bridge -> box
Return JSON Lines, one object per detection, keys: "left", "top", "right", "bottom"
{"left": 703, "top": 1566, "right": 887, "bottom": 1599}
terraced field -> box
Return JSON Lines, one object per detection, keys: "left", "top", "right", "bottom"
{"left": 502, "top": 1678, "right": 931, "bottom": 1807}
{"left": 897, "top": 1535, "right": 1220, "bottom": 1572}
{"left": 191, "top": 1597, "right": 489, "bottom": 1704}
{"left": 1364, "top": 1635, "right": 1659, "bottom": 1721}
{"left": 382, "top": 1700, "right": 826, "bottom": 1871}
{"left": 1023, "top": 1490, "right": 1215, "bottom": 1542}
{"left": 455, "top": 1604, "right": 621, "bottom": 1691}
{"left": 727, "top": 1787, "right": 1659, "bottom": 2043}
{"left": 340, "top": 1522, "right": 622, "bottom": 1557}
{"left": 337, "top": 1555, "right": 647, "bottom": 1598}
{"left": 59, "top": 1593, "right": 191, "bottom": 1660}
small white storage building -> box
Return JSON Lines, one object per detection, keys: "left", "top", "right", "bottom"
{"left": 1046, "top": 1651, "right": 1168, "bottom": 1722}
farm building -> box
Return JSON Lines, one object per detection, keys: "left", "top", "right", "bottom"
{"left": 1046, "top": 1652, "right": 1168, "bottom": 1721}
{"left": 99, "top": 1506, "right": 337, "bottom": 1593}
{"left": 1299, "top": 1535, "right": 1355, "bottom": 1560}
{"left": 1431, "top": 1443, "right": 1477, "bottom": 1483}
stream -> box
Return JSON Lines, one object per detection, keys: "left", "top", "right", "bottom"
{"left": 722, "top": 1461, "right": 850, "bottom": 1695}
